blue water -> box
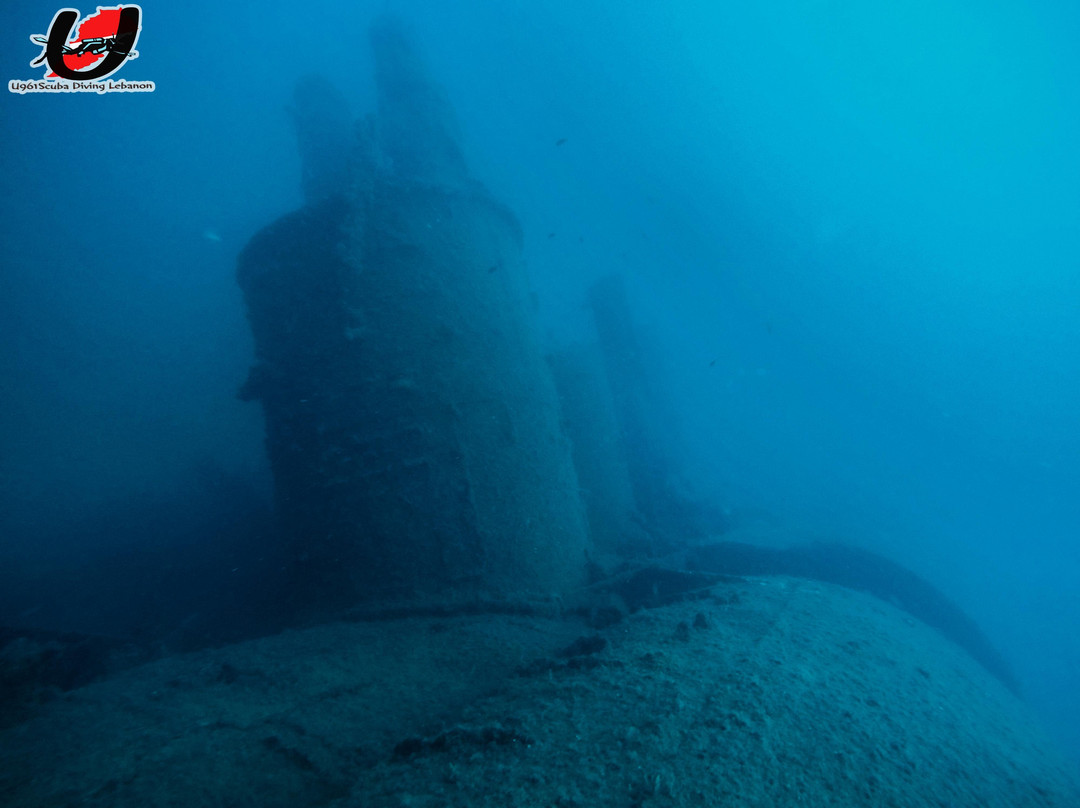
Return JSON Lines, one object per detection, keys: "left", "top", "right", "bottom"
{"left": 2, "top": 0, "right": 1078, "bottom": 763}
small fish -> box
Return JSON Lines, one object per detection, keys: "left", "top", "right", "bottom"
{"left": 203, "top": 228, "right": 222, "bottom": 243}
{"left": 556, "top": 138, "right": 567, "bottom": 146}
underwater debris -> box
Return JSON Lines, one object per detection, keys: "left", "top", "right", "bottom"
{"left": 237, "top": 16, "right": 589, "bottom": 609}
{"left": 393, "top": 725, "right": 533, "bottom": 760}
{"left": 557, "top": 634, "right": 607, "bottom": 658}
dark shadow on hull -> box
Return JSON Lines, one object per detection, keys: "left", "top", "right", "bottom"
{"left": 687, "top": 541, "right": 1020, "bottom": 695}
